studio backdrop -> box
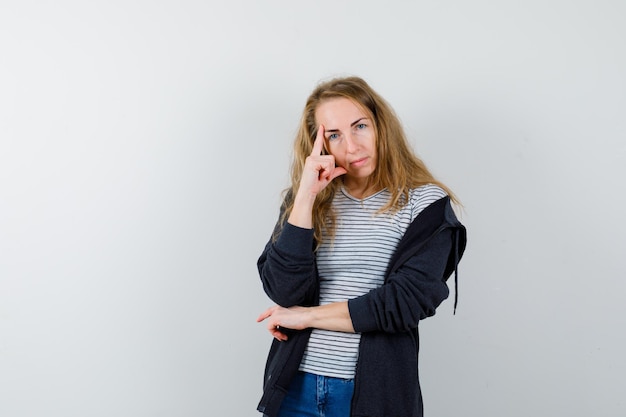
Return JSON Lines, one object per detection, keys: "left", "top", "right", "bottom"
{"left": 1, "top": 1, "right": 624, "bottom": 416}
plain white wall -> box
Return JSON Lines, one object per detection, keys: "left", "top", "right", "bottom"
{"left": 1, "top": 1, "right": 624, "bottom": 416}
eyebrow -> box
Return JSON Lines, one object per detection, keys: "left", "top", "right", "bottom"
{"left": 325, "top": 118, "right": 369, "bottom": 134}
{"left": 350, "top": 117, "right": 368, "bottom": 127}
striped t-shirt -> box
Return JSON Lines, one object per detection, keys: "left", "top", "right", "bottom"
{"left": 299, "top": 184, "right": 447, "bottom": 379}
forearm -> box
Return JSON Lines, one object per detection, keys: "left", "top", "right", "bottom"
{"left": 287, "top": 190, "right": 316, "bottom": 229}
{"left": 257, "top": 301, "right": 355, "bottom": 341}
{"left": 308, "top": 302, "right": 354, "bottom": 333}
{"left": 348, "top": 229, "right": 453, "bottom": 333}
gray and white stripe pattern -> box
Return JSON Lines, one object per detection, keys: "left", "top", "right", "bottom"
{"left": 299, "top": 184, "right": 447, "bottom": 379}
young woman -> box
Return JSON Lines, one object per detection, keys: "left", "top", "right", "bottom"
{"left": 256, "top": 76, "right": 467, "bottom": 417}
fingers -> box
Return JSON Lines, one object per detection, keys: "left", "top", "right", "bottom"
{"left": 256, "top": 306, "right": 276, "bottom": 323}
{"left": 328, "top": 166, "right": 347, "bottom": 181}
{"left": 270, "top": 327, "right": 288, "bottom": 342}
{"left": 300, "top": 125, "right": 348, "bottom": 196}
{"left": 256, "top": 306, "right": 289, "bottom": 341}
{"left": 268, "top": 321, "right": 287, "bottom": 341}
{"left": 316, "top": 162, "right": 347, "bottom": 185}
{"left": 311, "top": 125, "right": 325, "bottom": 156}
{"left": 256, "top": 311, "right": 269, "bottom": 323}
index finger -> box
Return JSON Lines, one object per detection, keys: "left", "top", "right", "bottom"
{"left": 256, "top": 306, "right": 276, "bottom": 323}
{"left": 311, "top": 124, "right": 325, "bottom": 156}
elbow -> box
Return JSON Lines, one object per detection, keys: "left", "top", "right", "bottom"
{"left": 263, "top": 288, "right": 304, "bottom": 308}
{"left": 261, "top": 276, "right": 317, "bottom": 308}
{"left": 352, "top": 282, "right": 450, "bottom": 333}
{"left": 418, "top": 283, "right": 450, "bottom": 320}
{"left": 431, "top": 283, "right": 451, "bottom": 312}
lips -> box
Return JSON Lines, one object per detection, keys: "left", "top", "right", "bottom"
{"left": 350, "top": 157, "right": 368, "bottom": 167}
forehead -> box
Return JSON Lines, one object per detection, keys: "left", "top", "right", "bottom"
{"left": 315, "top": 98, "right": 368, "bottom": 126}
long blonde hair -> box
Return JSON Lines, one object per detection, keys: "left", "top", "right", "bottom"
{"left": 279, "top": 76, "right": 458, "bottom": 245}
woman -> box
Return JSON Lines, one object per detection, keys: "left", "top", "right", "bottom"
{"left": 256, "top": 76, "right": 466, "bottom": 417}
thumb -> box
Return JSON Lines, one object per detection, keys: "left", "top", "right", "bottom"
{"left": 329, "top": 166, "right": 348, "bottom": 181}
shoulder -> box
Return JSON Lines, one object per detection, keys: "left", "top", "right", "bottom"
{"left": 408, "top": 184, "right": 447, "bottom": 220}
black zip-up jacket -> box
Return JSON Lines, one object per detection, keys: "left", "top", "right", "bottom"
{"left": 257, "top": 196, "right": 467, "bottom": 417}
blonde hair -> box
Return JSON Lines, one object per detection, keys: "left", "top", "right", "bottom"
{"left": 279, "top": 76, "right": 458, "bottom": 245}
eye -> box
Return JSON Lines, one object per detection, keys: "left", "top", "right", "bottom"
{"left": 356, "top": 123, "right": 367, "bottom": 129}
{"left": 327, "top": 133, "right": 340, "bottom": 141}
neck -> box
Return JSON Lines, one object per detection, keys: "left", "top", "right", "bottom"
{"left": 343, "top": 179, "right": 380, "bottom": 199}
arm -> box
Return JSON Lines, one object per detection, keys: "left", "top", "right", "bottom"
{"left": 258, "top": 125, "right": 346, "bottom": 307}
{"left": 259, "top": 192, "right": 462, "bottom": 339}
{"left": 256, "top": 302, "right": 354, "bottom": 341}
{"left": 348, "top": 228, "right": 454, "bottom": 333}
{"left": 257, "top": 222, "right": 318, "bottom": 307}
{"left": 258, "top": 230, "right": 454, "bottom": 340}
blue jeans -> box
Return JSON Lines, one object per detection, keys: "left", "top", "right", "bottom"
{"left": 275, "top": 371, "right": 354, "bottom": 417}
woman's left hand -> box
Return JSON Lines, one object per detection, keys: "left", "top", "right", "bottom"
{"left": 256, "top": 305, "right": 310, "bottom": 341}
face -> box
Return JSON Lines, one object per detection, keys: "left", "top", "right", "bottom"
{"left": 314, "top": 98, "right": 377, "bottom": 184}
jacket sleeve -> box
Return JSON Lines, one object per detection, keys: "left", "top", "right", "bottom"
{"left": 347, "top": 228, "right": 453, "bottom": 333}
{"left": 257, "top": 221, "right": 319, "bottom": 308}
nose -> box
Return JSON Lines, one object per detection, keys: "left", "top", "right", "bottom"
{"left": 345, "top": 133, "right": 359, "bottom": 153}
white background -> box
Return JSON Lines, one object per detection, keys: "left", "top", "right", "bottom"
{"left": 1, "top": 1, "right": 625, "bottom": 416}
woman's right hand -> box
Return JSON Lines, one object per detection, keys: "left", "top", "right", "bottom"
{"left": 288, "top": 125, "right": 346, "bottom": 228}
{"left": 298, "top": 124, "right": 348, "bottom": 197}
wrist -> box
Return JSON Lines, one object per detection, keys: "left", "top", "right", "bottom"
{"left": 288, "top": 192, "right": 317, "bottom": 228}
{"left": 303, "top": 306, "right": 316, "bottom": 329}
{"left": 293, "top": 189, "right": 317, "bottom": 208}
